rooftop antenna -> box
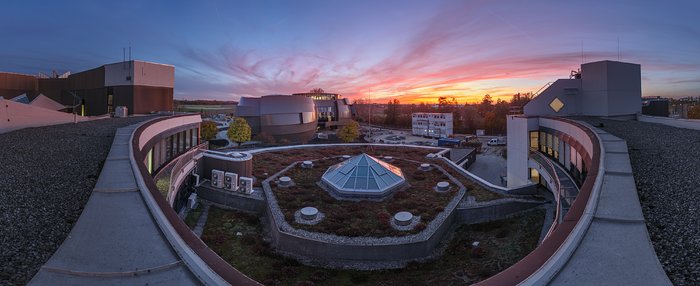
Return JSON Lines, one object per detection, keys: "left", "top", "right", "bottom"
{"left": 368, "top": 87, "right": 372, "bottom": 141}
{"left": 617, "top": 37, "right": 620, "bottom": 61}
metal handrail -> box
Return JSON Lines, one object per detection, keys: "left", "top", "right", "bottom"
{"left": 166, "top": 142, "right": 208, "bottom": 205}
{"left": 532, "top": 82, "right": 554, "bottom": 98}
{"left": 530, "top": 150, "right": 563, "bottom": 240}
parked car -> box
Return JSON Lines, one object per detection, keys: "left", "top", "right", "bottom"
{"left": 487, "top": 137, "right": 507, "bottom": 146}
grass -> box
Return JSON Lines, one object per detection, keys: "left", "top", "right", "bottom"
{"left": 184, "top": 203, "right": 204, "bottom": 228}
{"left": 155, "top": 176, "right": 170, "bottom": 199}
{"left": 203, "top": 206, "right": 545, "bottom": 285}
{"left": 272, "top": 157, "right": 456, "bottom": 237}
{"left": 252, "top": 145, "right": 503, "bottom": 203}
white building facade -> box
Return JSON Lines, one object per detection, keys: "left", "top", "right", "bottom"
{"left": 412, "top": 112, "right": 453, "bottom": 138}
{"left": 507, "top": 60, "right": 641, "bottom": 188}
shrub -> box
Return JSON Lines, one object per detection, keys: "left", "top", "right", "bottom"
{"left": 262, "top": 278, "right": 281, "bottom": 286}
{"left": 349, "top": 272, "right": 369, "bottom": 284}
{"left": 471, "top": 246, "right": 488, "bottom": 258}
{"left": 200, "top": 121, "right": 218, "bottom": 140}
{"left": 281, "top": 266, "right": 300, "bottom": 277}
{"left": 310, "top": 270, "right": 329, "bottom": 282}
{"left": 241, "top": 234, "right": 256, "bottom": 245}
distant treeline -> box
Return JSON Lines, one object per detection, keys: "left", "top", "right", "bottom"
{"left": 175, "top": 99, "right": 238, "bottom": 105}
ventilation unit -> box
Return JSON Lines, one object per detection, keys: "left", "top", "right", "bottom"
{"left": 211, "top": 169, "right": 224, "bottom": 188}
{"left": 224, "top": 172, "right": 238, "bottom": 192}
{"left": 239, "top": 177, "right": 254, "bottom": 194}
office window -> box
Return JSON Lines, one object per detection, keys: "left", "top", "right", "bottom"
{"left": 529, "top": 131, "right": 538, "bottom": 149}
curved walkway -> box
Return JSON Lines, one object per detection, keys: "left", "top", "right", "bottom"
{"left": 0, "top": 117, "right": 152, "bottom": 285}
{"left": 544, "top": 124, "right": 669, "bottom": 285}
{"left": 583, "top": 117, "right": 700, "bottom": 285}
{"left": 29, "top": 122, "right": 200, "bottom": 285}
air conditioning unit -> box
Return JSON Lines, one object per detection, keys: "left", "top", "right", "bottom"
{"left": 224, "top": 172, "right": 238, "bottom": 192}
{"left": 238, "top": 176, "right": 254, "bottom": 194}
{"left": 211, "top": 169, "right": 224, "bottom": 188}
{"left": 187, "top": 193, "right": 198, "bottom": 209}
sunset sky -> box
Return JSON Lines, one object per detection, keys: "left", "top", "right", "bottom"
{"left": 1, "top": 0, "right": 699, "bottom": 104}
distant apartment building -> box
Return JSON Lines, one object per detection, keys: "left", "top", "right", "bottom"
{"left": 0, "top": 60, "right": 174, "bottom": 116}
{"left": 292, "top": 92, "right": 354, "bottom": 129}
{"left": 411, "top": 112, "right": 453, "bottom": 138}
{"left": 642, "top": 96, "right": 670, "bottom": 117}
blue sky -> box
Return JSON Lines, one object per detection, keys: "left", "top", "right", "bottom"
{"left": 1, "top": 0, "right": 699, "bottom": 103}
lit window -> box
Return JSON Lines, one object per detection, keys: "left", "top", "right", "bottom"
{"left": 550, "top": 98, "right": 564, "bottom": 112}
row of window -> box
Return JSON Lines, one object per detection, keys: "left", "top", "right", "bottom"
{"left": 414, "top": 121, "right": 448, "bottom": 127}
{"left": 529, "top": 130, "right": 587, "bottom": 186}
{"left": 412, "top": 113, "right": 449, "bottom": 119}
{"left": 146, "top": 127, "right": 200, "bottom": 174}
{"left": 260, "top": 112, "right": 316, "bottom": 126}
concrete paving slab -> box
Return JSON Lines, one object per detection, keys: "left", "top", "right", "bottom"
{"left": 602, "top": 153, "right": 634, "bottom": 175}
{"left": 596, "top": 173, "right": 645, "bottom": 221}
{"left": 598, "top": 132, "right": 625, "bottom": 142}
{"left": 30, "top": 263, "right": 200, "bottom": 286}
{"left": 94, "top": 159, "right": 137, "bottom": 192}
{"left": 41, "top": 191, "right": 182, "bottom": 273}
{"left": 551, "top": 220, "right": 671, "bottom": 285}
{"left": 467, "top": 154, "right": 507, "bottom": 186}
{"left": 112, "top": 134, "right": 131, "bottom": 144}
{"left": 602, "top": 140, "right": 629, "bottom": 154}
{"left": 105, "top": 143, "right": 130, "bottom": 160}
{"left": 115, "top": 128, "right": 135, "bottom": 136}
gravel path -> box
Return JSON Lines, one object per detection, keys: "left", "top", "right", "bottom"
{"left": 582, "top": 118, "right": 700, "bottom": 285}
{"left": 0, "top": 116, "right": 153, "bottom": 285}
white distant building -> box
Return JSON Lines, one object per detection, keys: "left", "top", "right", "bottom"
{"left": 412, "top": 112, "right": 453, "bottom": 138}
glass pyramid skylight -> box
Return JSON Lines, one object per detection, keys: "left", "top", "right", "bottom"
{"left": 321, "top": 153, "right": 406, "bottom": 198}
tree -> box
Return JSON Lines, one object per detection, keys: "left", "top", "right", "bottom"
{"left": 688, "top": 105, "right": 700, "bottom": 119}
{"left": 384, "top": 99, "right": 400, "bottom": 126}
{"left": 310, "top": 87, "right": 325, "bottom": 93}
{"left": 478, "top": 94, "right": 494, "bottom": 116}
{"left": 227, "top": 117, "right": 251, "bottom": 147}
{"left": 337, "top": 120, "right": 361, "bottom": 143}
{"left": 200, "top": 121, "right": 218, "bottom": 140}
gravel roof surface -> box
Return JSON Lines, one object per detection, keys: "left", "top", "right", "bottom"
{"left": 582, "top": 118, "right": 700, "bottom": 285}
{"left": 0, "top": 116, "right": 153, "bottom": 285}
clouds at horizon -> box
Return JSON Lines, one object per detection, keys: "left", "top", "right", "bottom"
{"left": 1, "top": 0, "right": 699, "bottom": 103}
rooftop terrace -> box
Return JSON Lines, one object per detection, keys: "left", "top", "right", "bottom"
{"left": 581, "top": 118, "right": 700, "bottom": 285}
{"left": 0, "top": 116, "right": 153, "bottom": 285}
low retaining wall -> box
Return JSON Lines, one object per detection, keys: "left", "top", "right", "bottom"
{"left": 197, "top": 186, "right": 266, "bottom": 214}
{"left": 638, "top": 114, "right": 700, "bottom": 130}
{"left": 457, "top": 198, "right": 545, "bottom": 224}
{"left": 262, "top": 158, "right": 467, "bottom": 264}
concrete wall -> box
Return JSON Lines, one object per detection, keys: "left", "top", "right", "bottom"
{"left": 523, "top": 79, "right": 581, "bottom": 116}
{"left": 197, "top": 187, "right": 265, "bottom": 214}
{"left": 456, "top": 199, "right": 543, "bottom": 224}
{"left": 638, "top": 114, "right": 700, "bottom": 131}
{"left": 265, "top": 200, "right": 461, "bottom": 262}
{"left": 0, "top": 98, "right": 90, "bottom": 134}
{"left": 104, "top": 61, "right": 175, "bottom": 88}
{"left": 506, "top": 116, "right": 537, "bottom": 187}
{"left": 582, "top": 61, "right": 641, "bottom": 116}
{"left": 524, "top": 60, "right": 641, "bottom": 117}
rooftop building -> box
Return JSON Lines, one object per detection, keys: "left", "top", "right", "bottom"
{"left": 0, "top": 60, "right": 174, "bottom": 116}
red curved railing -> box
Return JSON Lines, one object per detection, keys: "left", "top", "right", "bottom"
{"left": 529, "top": 150, "right": 562, "bottom": 240}
{"left": 475, "top": 116, "right": 601, "bottom": 286}
{"left": 132, "top": 115, "right": 260, "bottom": 286}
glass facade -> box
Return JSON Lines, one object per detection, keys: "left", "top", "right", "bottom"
{"left": 530, "top": 128, "right": 588, "bottom": 186}
{"left": 146, "top": 126, "right": 201, "bottom": 174}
